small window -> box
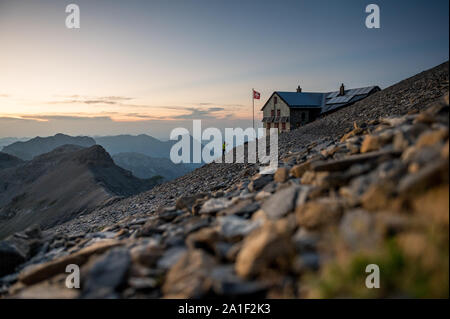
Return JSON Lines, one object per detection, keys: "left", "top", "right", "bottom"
{"left": 275, "top": 123, "right": 279, "bottom": 128}
{"left": 271, "top": 110, "right": 274, "bottom": 116}
{"left": 274, "top": 96, "right": 278, "bottom": 104}
{"left": 267, "top": 123, "right": 271, "bottom": 129}
{"left": 282, "top": 123, "right": 286, "bottom": 130}
{"left": 277, "top": 110, "right": 280, "bottom": 116}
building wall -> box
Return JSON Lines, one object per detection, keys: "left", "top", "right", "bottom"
{"left": 262, "top": 93, "right": 290, "bottom": 118}
{"left": 290, "top": 109, "right": 308, "bottom": 129}
{"left": 290, "top": 108, "right": 322, "bottom": 129}
{"left": 265, "top": 121, "right": 290, "bottom": 132}
{"left": 262, "top": 93, "right": 290, "bottom": 133}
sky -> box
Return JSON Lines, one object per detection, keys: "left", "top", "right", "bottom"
{"left": 0, "top": 0, "right": 448, "bottom": 139}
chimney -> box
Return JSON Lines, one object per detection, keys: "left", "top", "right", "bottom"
{"left": 296, "top": 85, "right": 302, "bottom": 93}
{"left": 339, "top": 83, "right": 345, "bottom": 96}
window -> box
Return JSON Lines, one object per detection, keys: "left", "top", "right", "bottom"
{"left": 282, "top": 123, "right": 286, "bottom": 130}
{"left": 274, "top": 96, "right": 278, "bottom": 104}
{"left": 275, "top": 123, "right": 279, "bottom": 128}
{"left": 271, "top": 110, "right": 274, "bottom": 116}
{"left": 277, "top": 110, "right": 280, "bottom": 116}
{"left": 267, "top": 123, "right": 271, "bottom": 129}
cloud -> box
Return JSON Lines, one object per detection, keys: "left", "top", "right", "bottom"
{"left": 0, "top": 116, "right": 37, "bottom": 122}
{"left": 196, "top": 102, "right": 245, "bottom": 108}
{"left": 0, "top": 115, "right": 114, "bottom": 123}
{"left": 173, "top": 107, "right": 226, "bottom": 119}
{"left": 44, "top": 95, "right": 246, "bottom": 117}
{"left": 20, "top": 115, "right": 113, "bottom": 121}
{"left": 48, "top": 95, "right": 134, "bottom": 106}
{"left": 121, "top": 113, "right": 170, "bottom": 120}
{"left": 207, "top": 107, "right": 225, "bottom": 112}
{"left": 0, "top": 111, "right": 175, "bottom": 123}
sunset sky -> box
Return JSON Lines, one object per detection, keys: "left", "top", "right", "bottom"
{"left": 0, "top": 0, "right": 448, "bottom": 139}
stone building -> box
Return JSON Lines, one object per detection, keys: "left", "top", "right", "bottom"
{"left": 261, "top": 84, "right": 380, "bottom": 133}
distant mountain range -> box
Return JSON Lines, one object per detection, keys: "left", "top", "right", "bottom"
{"left": 2, "top": 133, "right": 205, "bottom": 162}
{"left": 2, "top": 133, "right": 96, "bottom": 160}
{"left": 112, "top": 152, "right": 193, "bottom": 181}
{"left": 0, "top": 132, "right": 206, "bottom": 237}
{"left": 0, "top": 133, "right": 203, "bottom": 181}
{"left": 0, "top": 137, "right": 30, "bottom": 149}
{"left": 94, "top": 134, "right": 206, "bottom": 164}
{"left": 0, "top": 144, "right": 161, "bottom": 239}
{"left": 95, "top": 134, "right": 174, "bottom": 158}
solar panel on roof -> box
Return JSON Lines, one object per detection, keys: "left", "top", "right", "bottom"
{"left": 358, "top": 88, "right": 368, "bottom": 95}
{"left": 319, "top": 86, "right": 378, "bottom": 114}
{"left": 327, "top": 95, "right": 352, "bottom": 104}
{"left": 327, "top": 91, "right": 339, "bottom": 98}
{"left": 327, "top": 86, "right": 375, "bottom": 99}
{"left": 358, "top": 86, "right": 374, "bottom": 94}
{"left": 348, "top": 86, "right": 374, "bottom": 96}
{"left": 349, "top": 88, "right": 361, "bottom": 95}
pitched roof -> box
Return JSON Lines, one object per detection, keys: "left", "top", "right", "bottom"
{"left": 322, "top": 86, "right": 379, "bottom": 114}
{"left": 261, "top": 86, "right": 380, "bottom": 114}
{"left": 275, "top": 92, "right": 324, "bottom": 108}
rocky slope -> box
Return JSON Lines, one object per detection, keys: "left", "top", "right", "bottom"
{"left": 0, "top": 145, "right": 161, "bottom": 239}
{"left": 2, "top": 134, "right": 96, "bottom": 160}
{"left": 0, "top": 61, "right": 448, "bottom": 298}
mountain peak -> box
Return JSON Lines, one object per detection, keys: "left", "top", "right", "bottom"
{"left": 2, "top": 134, "right": 96, "bottom": 160}
{"left": 70, "top": 145, "right": 114, "bottom": 166}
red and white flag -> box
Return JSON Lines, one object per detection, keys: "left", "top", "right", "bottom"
{"left": 253, "top": 89, "right": 260, "bottom": 100}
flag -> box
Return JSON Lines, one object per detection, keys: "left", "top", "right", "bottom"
{"left": 253, "top": 89, "right": 260, "bottom": 100}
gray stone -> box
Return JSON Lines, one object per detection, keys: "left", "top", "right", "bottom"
{"left": 210, "top": 265, "right": 266, "bottom": 297}
{"left": 217, "top": 216, "right": 262, "bottom": 240}
{"left": 311, "top": 150, "right": 401, "bottom": 172}
{"left": 293, "top": 228, "right": 319, "bottom": 252}
{"left": 87, "top": 231, "right": 117, "bottom": 239}
{"left": 81, "top": 247, "right": 131, "bottom": 298}
{"left": 261, "top": 186, "right": 298, "bottom": 219}
{"left": 0, "top": 241, "right": 26, "bottom": 277}
{"left": 398, "top": 158, "right": 448, "bottom": 195}
{"left": 156, "top": 246, "right": 187, "bottom": 270}
{"left": 294, "top": 253, "right": 320, "bottom": 273}
{"left": 219, "top": 199, "right": 259, "bottom": 217}
{"left": 248, "top": 174, "right": 273, "bottom": 192}
{"left": 176, "top": 193, "right": 207, "bottom": 210}
{"left": 199, "top": 198, "right": 233, "bottom": 214}
{"left": 295, "top": 185, "right": 312, "bottom": 207}
{"left": 162, "top": 249, "right": 216, "bottom": 298}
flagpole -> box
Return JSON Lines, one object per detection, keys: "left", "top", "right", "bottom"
{"left": 252, "top": 88, "right": 255, "bottom": 131}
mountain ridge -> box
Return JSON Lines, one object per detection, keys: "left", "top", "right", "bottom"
{"left": 0, "top": 144, "right": 161, "bottom": 239}
{"left": 112, "top": 152, "right": 192, "bottom": 181}
{"left": 2, "top": 134, "right": 96, "bottom": 160}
